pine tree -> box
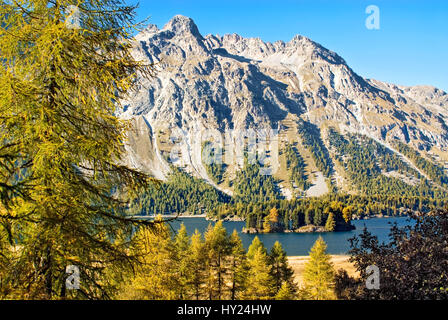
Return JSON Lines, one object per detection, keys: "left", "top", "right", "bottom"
{"left": 204, "top": 221, "right": 231, "bottom": 300}
{"left": 269, "top": 207, "right": 279, "bottom": 227}
{"left": 244, "top": 246, "right": 275, "bottom": 300}
{"left": 118, "top": 219, "right": 177, "bottom": 300}
{"left": 275, "top": 281, "right": 296, "bottom": 300}
{"left": 302, "top": 237, "right": 336, "bottom": 300}
{"left": 268, "top": 241, "right": 297, "bottom": 295}
{"left": 174, "top": 223, "right": 192, "bottom": 299}
{"left": 314, "top": 210, "right": 323, "bottom": 226}
{"left": 0, "top": 0, "right": 155, "bottom": 299}
{"left": 247, "top": 236, "right": 267, "bottom": 259}
{"left": 325, "top": 212, "right": 336, "bottom": 231}
{"left": 283, "top": 211, "right": 290, "bottom": 230}
{"left": 342, "top": 206, "right": 353, "bottom": 223}
{"left": 228, "top": 230, "right": 248, "bottom": 300}
{"left": 190, "top": 229, "right": 206, "bottom": 300}
{"left": 262, "top": 217, "right": 272, "bottom": 233}
{"left": 305, "top": 208, "right": 313, "bottom": 225}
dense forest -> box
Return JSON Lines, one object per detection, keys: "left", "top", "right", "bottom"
{"left": 232, "top": 157, "right": 281, "bottom": 203}
{"left": 132, "top": 157, "right": 284, "bottom": 216}
{"left": 234, "top": 201, "right": 355, "bottom": 233}
{"left": 131, "top": 167, "right": 231, "bottom": 215}
{"left": 208, "top": 193, "right": 446, "bottom": 230}
{"left": 118, "top": 219, "right": 336, "bottom": 300}
{"left": 328, "top": 129, "right": 448, "bottom": 198}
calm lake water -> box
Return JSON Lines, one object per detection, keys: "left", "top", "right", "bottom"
{"left": 168, "top": 217, "right": 413, "bottom": 256}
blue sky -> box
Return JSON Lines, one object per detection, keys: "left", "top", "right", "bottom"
{"left": 130, "top": 0, "right": 448, "bottom": 92}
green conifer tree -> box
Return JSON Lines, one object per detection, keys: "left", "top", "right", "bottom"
{"left": 268, "top": 241, "right": 297, "bottom": 295}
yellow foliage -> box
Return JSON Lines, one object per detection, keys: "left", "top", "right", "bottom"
{"left": 0, "top": 0, "right": 156, "bottom": 299}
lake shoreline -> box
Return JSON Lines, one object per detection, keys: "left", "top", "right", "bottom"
{"left": 133, "top": 213, "right": 407, "bottom": 222}
{"left": 241, "top": 223, "right": 356, "bottom": 234}
{"left": 167, "top": 216, "right": 411, "bottom": 256}
{"left": 131, "top": 214, "right": 207, "bottom": 219}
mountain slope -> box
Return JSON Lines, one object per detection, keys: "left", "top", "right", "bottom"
{"left": 119, "top": 15, "right": 448, "bottom": 201}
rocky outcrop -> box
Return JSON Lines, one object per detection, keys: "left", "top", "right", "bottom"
{"left": 295, "top": 225, "right": 327, "bottom": 233}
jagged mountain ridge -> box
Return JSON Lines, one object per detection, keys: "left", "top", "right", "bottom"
{"left": 120, "top": 15, "right": 448, "bottom": 199}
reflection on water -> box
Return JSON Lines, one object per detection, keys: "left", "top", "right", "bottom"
{"left": 167, "top": 217, "right": 413, "bottom": 256}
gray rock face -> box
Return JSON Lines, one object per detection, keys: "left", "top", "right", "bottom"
{"left": 119, "top": 15, "right": 448, "bottom": 193}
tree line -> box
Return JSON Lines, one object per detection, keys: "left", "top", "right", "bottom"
{"left": 225, "top": 201, "right": 353, "bottom": 232}
{"left": 118, "top": 219, "right": 338, "bottom": 300}
{"left": 393, "top": 140, "right": 448, "bottom": 187}
{"left": 209, "top": 194, "right": 446, "bottom": 229}
{"left": 328, "top": 129, "right": 448, "bottom": 198}
{"left": 232, "top": 157, "right": 281, "bottom": 203}
{"left": 118, "top": 220, "right": 297, "bottom": 299}
{"left": 131, "top": 167, "right": 231, "bottom": 215}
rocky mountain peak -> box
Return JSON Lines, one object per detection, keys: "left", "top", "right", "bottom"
{"left": 162, "top": 15, "right": 203, "bottom": 39}
{"left": 142, "top": 24, "right": 159, "bottom": 34}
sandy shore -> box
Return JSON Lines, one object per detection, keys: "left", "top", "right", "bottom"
{"left": 287, "top": 255, "right": 358, "bottom": 286}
